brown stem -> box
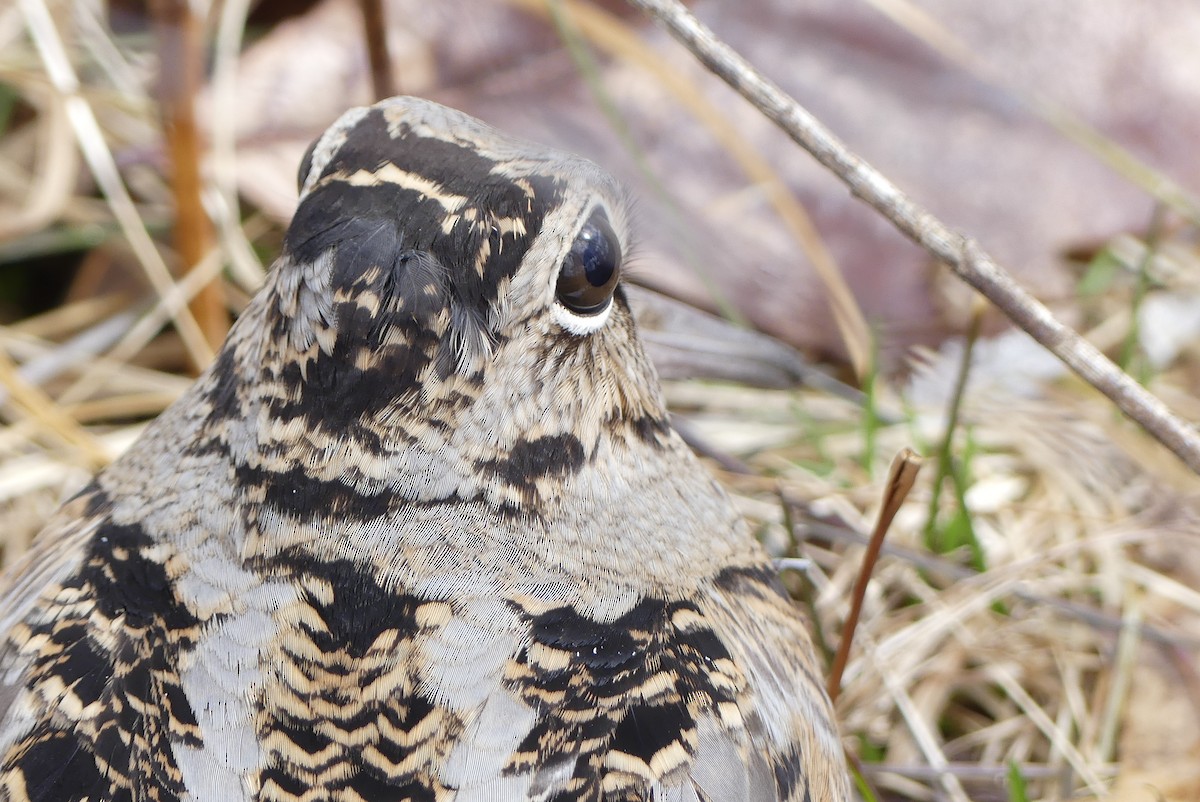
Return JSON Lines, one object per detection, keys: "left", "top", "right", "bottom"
{"left": 151, "top": 0, "right": 226, "bottom": 370}
{"left": 827, "top": 449, "right": 922, "bottom": 702}
{"left": 359, "top": 0, "right": 395, "bottom": 100}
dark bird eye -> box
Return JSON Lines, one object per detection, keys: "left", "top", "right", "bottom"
{"left": 556, "top": 210, "right": 622, "bottom": 316}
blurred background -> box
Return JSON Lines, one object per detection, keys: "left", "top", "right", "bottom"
{"left": 3, "top": 1, "right": 1200, "bottom": 799}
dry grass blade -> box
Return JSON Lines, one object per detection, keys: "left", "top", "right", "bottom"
{"left": 17, "top": 0, "right": 216, "bottom": 370}
{"left": 984, "top": 664, "right": 1107, "bottom": 795}
{"left": 862, "top": 631, "right": 972, "bottom": 802}
{"left": 0, "top": 346, "right": 108, "bottom": 469}
{"left": 72, "top": 2, "right": 141, "bottom": 96}
{"left": 0, "top": 309, "right": 137, "bottom": 397}
{"left": 0, "top": 81, "right": 75, "bottom": 241}
{"left": 56, "top": 248, "right": 226, "bottom": 406}
{"left": 1095, "top": 593, "right": 1141, "bottom": 765}
{"left": 625, "top": 0, "right": 1200, "bottom": 477}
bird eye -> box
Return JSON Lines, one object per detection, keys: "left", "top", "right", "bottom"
{"left": 555, "top": 210, "right": 621, "bottom": 316}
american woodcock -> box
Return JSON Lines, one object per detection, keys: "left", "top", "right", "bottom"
{"left": 0, "top": 97, "right": 849, "bottom": 802}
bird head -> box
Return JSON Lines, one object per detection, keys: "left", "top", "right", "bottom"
{"left": 218, "top": 98, "right": 678, "bottom": 523}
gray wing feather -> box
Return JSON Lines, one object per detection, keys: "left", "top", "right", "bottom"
{"left": 0, "top": 494, "right": 99, "bottom": 740}
{"left": 654, "top": 781, "right": 707, "bottom": 802}
{"left": 686, "top": 716, "right": 778, "bottom": 801}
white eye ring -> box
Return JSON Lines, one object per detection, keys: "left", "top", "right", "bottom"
{"left": 551, "top": 299, "right": 613, "bottom": 335}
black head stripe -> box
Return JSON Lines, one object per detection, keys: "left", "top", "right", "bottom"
{"left": 286, "top": 109, "right": 564, "bottom": 310}
{"left": 271, "top": 109, "right": 571, "bottom": 421}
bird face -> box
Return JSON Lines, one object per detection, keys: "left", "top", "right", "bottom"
{"left": 217, "top": 97, "right": 677, "bottom": 526}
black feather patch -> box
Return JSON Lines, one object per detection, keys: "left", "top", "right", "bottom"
{"left": 0, "top": 504, "right": 204, "bottom": 802}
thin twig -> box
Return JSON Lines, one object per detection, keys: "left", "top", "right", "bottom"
{"left": 73, "top": 2, "right": 142, "bottom": 96}
{"left": 984, "top": 663, "right": 1108, "bottom": 795}
{"left": 625, "top": 0, "right": 1200, "bottom": 475}
{"left": 828, "top": 448, "right": 922, "bottom": 701}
